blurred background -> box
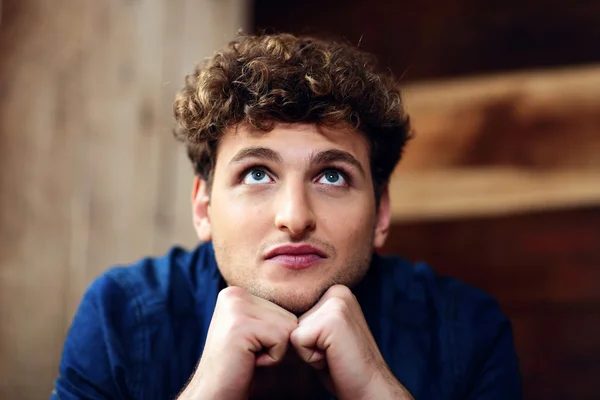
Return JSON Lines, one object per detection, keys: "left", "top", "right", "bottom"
{"left": 1, "top": 0, "right": 599, "bottom": 398}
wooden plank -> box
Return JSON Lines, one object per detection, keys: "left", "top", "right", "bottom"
{"left": 168, "top": 0, "right": 251, "bottom": 251}
{"left": 382, "top": 206, "right": 600, "bottom": 304}
{"left": 400, "top": 64, "right": 600, "bottom": 170}
{"left": 389, "top": 168, "right": 600, "bottom": 221}
{"left": 381, "top": 206, "right": 600, "bottom": 400}
{"left": 0, "top": 1, "right": 250, "bottom": 398}
{"left": 150, "top": 0, "right": 187, "bottom": 253}
{"left": 389, "top": 65, "right": 600, "bottom": 221}
{"left": 253, "top": 0, "right": 600, "bottom": 80}
{"left": 0, "top": 0, "right": 84, "bottom": 397}
{"left": 511, "top": 310, "right": 600, "bottom": 400}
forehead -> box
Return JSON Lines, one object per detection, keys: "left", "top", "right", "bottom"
{"left": 216, "top": 123, "right": 371, "bottom": 165}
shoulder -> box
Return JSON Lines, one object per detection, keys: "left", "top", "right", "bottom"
{"left": 55, "top": 243, "right": 218, "bottom": 399}
{"left": 83, "top": 242, "right": 218, "bottom": 361}
{"left": 374, "top": 254, "right": 520, "bottom": 396}
{"left": 93, "top": 242, "right": 217, "bottom": 318}
{"left": 374, "top": 252, "right": 506, "bottom": 325}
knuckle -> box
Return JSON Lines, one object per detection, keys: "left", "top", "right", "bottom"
{"left": 289, "top": 320, "right": 300, "bottom": 333}
{"left": 324, "top": 297, "right": 353, "bottom": 321}
{"left": 218, "top": 286, "right": 247, "bottom": 302}
{"left": 277, "top": 327, "right": 292, "bottom": 344}
{"left": 217, "top": 287, "right": 246, "bottom": 304}
{"left": 287, "top": 314, "right": 299, "bottom": 329}
{"left": 329, "top": 284, "right": 353, "bottom": 299}
{"left": 328, "top": 296, "right": 349, "bottom": 312}
{"left": 335, "top": 285, "right": 354, "bottom": 298}
{"left": 289, "top": 327, "right": 300, "bottom": 341}
{"left": 285, "top": 310, "right": 299, "bottom": 323}
{"left": 225, "top": 315, "right": 249, "bottom": 333}
{"left": 216, "top": 287, "right": 250, "bottom": 316}
{"left": 275, "top": 320, "right": 294, "bottom": 342}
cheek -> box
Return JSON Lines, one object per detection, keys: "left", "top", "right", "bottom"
{"left": 317, "top": 198, "right": 376, "bottom": 243}
{"left": 210, "top": 191, "right": 272, "bottom": 241}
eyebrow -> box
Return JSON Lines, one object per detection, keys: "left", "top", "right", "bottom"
{"left": 229, "top": 147, "right": 283, "bottom": 165}
{"left": 228, "top": 146, "right": 366, "bottom": 177}
{"left": 310, "top": 149, "right": 366, "bottom": 178}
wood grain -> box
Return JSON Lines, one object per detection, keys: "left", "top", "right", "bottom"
{"left": 254, "top": 0, "right": 600, "bottom": 80}
{"left": 381, "top": 206, "right": 600, "bottom": 400}
{"left": 389, "top": 65, "right": 600, "bottom": 221}
{"left": 400, "top": 65, "right": 600, "bottom": 170}
{"left": 389, "top": 168, "right": 600, "bottom": 221}
{"left": 0, "top": 1, "right": 249, "bottom": 398}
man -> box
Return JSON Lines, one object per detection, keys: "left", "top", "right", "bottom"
{"left": 53, "top": 33, "right": 521, "bottom": 399}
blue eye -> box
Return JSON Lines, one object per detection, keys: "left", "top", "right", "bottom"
{"left": 318, "top": 170, "right": 346, "bottom": 186}
{"left": 242, "top": 168, "right": 273, "bottom": 184}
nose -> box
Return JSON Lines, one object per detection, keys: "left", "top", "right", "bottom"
{"left": 274, "top": 180, "right": 316, "bottom": 238}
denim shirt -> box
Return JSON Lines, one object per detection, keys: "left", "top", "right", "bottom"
{"left": 52, "top": 242, "right": 521, "bottom": 399}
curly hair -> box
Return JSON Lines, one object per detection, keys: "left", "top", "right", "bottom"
{"left": 173, "top": 33, "right": 411, "bottom": 201}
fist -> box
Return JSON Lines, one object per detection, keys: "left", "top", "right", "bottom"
{"left": 179, "top": 286, "right": 298, "bottom": 400}
{"left": 290, "top": 285, "right": 412, "bottom": 400}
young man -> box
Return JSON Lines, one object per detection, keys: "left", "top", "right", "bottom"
{"left": 53, "top": 33, "right": 521, "bottom": 399}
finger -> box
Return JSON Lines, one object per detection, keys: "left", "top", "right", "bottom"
{"left": 308, "top": 350, "right": 327, "bottom": 370}
{"left": 298, "top": 284, "right": 353, "bottom": 323}
{"left": 248, "top": 292, "right": 299, "bottom": 323}
{"left": 297, "top": 290, "right": 329, "bottom": 324}
{"left": 290, "top": 324, "right": 327, "bottom": 369}
{"left": 251, "top": 321, "right": 293, "bottom": 367}
{"left": 255, "top": 340, "right": 289, "bottom": 367}
{"left": 219, "top": 286, "right": 298, "bottom": 328}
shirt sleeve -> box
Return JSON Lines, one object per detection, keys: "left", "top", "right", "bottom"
{"left": 455, "top": 286, "right": 522, "bottom": 400}
{"left": 52, "top": 273, "right": 137, "bottom": 400}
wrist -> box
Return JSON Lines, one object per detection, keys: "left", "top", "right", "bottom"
{"left": 178, "top": 383, "right": 240, "bottom": 400}
{"left": 177, "top": 371, "right": 234, "bottom": 400}
{"left": 362, "top": 366, "right": 414, "bottom": 400}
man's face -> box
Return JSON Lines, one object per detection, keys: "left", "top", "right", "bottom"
{"left": 192, "top": 123, "right": 391, "bottom": 314}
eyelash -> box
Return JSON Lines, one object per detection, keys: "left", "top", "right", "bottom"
{"left": 238, "top": 165, "right": 353, "bottom": 186}
{"left": 239, "top": 165, "right": 273, "bottom": 183}
{"left": 319, "top": 168, "right": 352, "bottom": 186}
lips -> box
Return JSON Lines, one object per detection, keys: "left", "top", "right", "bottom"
{"left": 264, "top": 244, "right": 327, "bottom": 269}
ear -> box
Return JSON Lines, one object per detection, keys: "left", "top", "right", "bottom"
{"left": 373, "top": 184, "right": 391, "bottom": 249}
{"left": 191, "top": 177, "right": 212, "bottom": 242}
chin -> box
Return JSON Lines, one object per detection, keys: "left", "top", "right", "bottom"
{"left": 271, "top": 295, "right": 319, "bottom": 315}
{"left": 249, "top": 282, "right": 328, "bottom": 315}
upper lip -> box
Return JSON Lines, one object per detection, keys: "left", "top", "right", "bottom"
{"left": 264, "top": 244, "right": 328, "bottom": 259}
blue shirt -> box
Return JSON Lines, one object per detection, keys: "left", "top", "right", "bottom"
{"left": 53, "top": 242, "right": 521, "bottom": 399}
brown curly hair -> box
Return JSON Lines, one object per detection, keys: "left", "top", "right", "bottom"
{"left": 173, "top": 33, "right": 411, "bottom": 201}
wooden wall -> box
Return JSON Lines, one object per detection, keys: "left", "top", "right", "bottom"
{"left": 254, "top": 0, "right": 600, "bottom": 80}
{"left": 381, "top": 207, "right": 600, "bottom": 399}
{"left": 0, "top": 1, "right": 249, "bottom": 398}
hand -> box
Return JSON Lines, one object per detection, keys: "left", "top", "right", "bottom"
{"left": 178, "top": 286, "right": 298, "bottom": 400}
{"left": 290, "top": 285, "right": 414, "bottom": 400}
